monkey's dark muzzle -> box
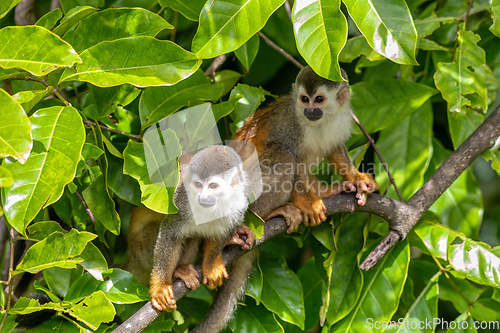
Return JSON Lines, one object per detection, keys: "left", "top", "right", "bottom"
{"left": 197, "top": 196, "right": 217, "bottom": 208}
{"left": 304, "top": 108, "right": 323, "bottom": 121}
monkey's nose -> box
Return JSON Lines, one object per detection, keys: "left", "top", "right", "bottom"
{"left": 303, "top": 108, "right": 323, "bottom": 121}
{"left": 197, "top": 195, "right": 216, "bottom": 208}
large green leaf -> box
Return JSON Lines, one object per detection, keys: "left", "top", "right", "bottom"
{"left": 0, "top": 89, "right": 32, "bottom": 164}
{"left": 98, "top": 269, "right": 150, "bottom": 303}
{"left": 35, "top": 8, "right": 63, "bottom": 30}
{"left": 159, "top": 0, "right": 206, "bottom": 21}
{"left": 448, "top": 109, "right": 484, "bottom": 149}
{"left": 342, "top": 0, "right": 418, "bottom": 65}
{"left": 14, "top": 229, "right": 96, "bottom": 274}
{"left": 434, "top": 25, "right": 489, "bottom": 115}
{"left": 230, "top": 299, "right": 284, "bottom": 333}
{"left": 292, "top": 0, "right": 347, "bottom": 81}
{"left": 63, "top": 8, "right": 173, "bottom": 53}
{"left": 0, "top": 26, "right": 81, "bottom": 76}
{"left": 89, "top": 84, "right": 141, "bottom": 119}
{"left": 414, "top": 220, "right": 500, "bottom": 288}
{"left": 260, "top": 256, "right": 305, "bottom": 329}
{"left": 192, "top": 0, "right": 285, "bottom": 59}
{"left": 296, "top": 258, "right": 324, "bottom": 332}
{"left": 0, "top": 0, "right": 22, "bottom": 20}
{"left": 139, "top": 70, "right": 224, "bottom": 129}
{"left": 234, "top": 34, "right": 260, "bottom": 72}
{"left": 326, "top": 215, "right": 366, "bottom": 326}
{"left": 123, "top": 140, "right": 177, "bottom": 214}
{"left": 375, "top": 101, "right": 433, "bottom": 200}
{"left": 350, "top": 79, "right": 437, "bottom": 134}
{"left": 61, "top": 37, "right": 201, "bottom": 88}
{"left": 1, "top": 106, "right": 85, "bottom": 234}
{"left": 52, "top": 6, "right": 98, "bottom": 37}
{"left": 490, "top": 0, "right": 500, "bottom": 37}
{"left": 331, "top": 240, "right": 410, "bottom": 333}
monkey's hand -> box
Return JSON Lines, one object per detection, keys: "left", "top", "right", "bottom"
{"left": 227, "top": 225, "right": 255, "bottom": 250}
{"left": 292, "top": 194, "right": 326, "bottom": 227}
{"left": 202, "top": 256, "right": 228, "bottom": 289}
{"left": 265, "top": 203, "right": 303, "bottom": 233}
{"left": 150, "top": 282, "right": 176, "bottom": 312}
{"left": 351, "top": 172, "right": 379, "bottom": 206}
{"left": 174, "top": 264, "right": 200, "bottom": 290}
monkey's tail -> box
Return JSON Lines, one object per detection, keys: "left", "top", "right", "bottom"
{"left": 190, "top": 250, "right": 258, "bottom": 333}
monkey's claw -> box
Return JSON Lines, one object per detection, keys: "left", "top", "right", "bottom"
{"left": 202, "top": 262, "right": 228, "bottom": 289}
{"left": 227, "top": 225, "right": 255, "bottom": 250}
{"left": 265, "top": 203, "right": 302, "bottom": 233}
{"left": 150, "top": 283, "right": 176, "bottom": 312}
{"left": 174, "top": 264, "right": 200, "bottom": 290}
{"left": 352, "top": 172, "right": 379, "bottom": 206}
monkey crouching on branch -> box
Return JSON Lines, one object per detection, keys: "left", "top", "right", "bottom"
{"left": 235, "top": 65, "right": 379, "bottom": 232}
{"left": 125, "top": 145, "right": 257, "bottom": 333}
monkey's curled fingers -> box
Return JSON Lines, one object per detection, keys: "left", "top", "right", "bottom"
{"left": 352, "top": 173, "right": 379, "bottom": 206}
{"left": 202, "top": 262, "right": 228, "bottom": 289}
{"left": 330, "top": 181, "right": 357, "bottom": 196}
{"left": 150, "top": 283, "right": 176, "bottom": 311}
{"left": 227, "top": 225, "right": 255, "bottom": 250}
{"left": 174, "top": 264, "right": 200, "bottom": 290}
{"left": 294, "top": 197, "right": 326, "bottom": 227}
{"left": 265, "top": 203, "right": 302, "bottom": 233}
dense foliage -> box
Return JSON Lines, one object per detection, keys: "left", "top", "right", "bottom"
{"left": 0, "top": 0, "right": 499, "bottom": 332}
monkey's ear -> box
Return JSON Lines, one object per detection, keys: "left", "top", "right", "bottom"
{"left": 336, "top": 86, "right": 350, "bottom": 106}
{"left": 230, "top": 169, "right": 242, "bottom": 188}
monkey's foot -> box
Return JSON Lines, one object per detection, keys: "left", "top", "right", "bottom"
{"left": 293, "top": 196, "right": 326, "bottom": 227}
{"left": 202, "top": 261, "right": 228, "bottom": 289}
{"left": 227, "top": 225, "right": 255, "bottom": 250}
{"left": 265, "top": 203, "right": 303, "bottom": 233}
{"left": 350, "top": 172, "right": 379, "bottom": 206}
{"left": 174, "top": 264, "right": 200, "bottom": 290}
{"left": 150, "top": 283, "right": 176, "bottom": 311}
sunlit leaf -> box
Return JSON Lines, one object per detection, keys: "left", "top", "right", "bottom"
{"left": 490, "top": 0, "right": 500, "bottom": 37}
{"left": 0, "top": 166, "right": 13, "bottom": 188}
{"left": 0, "top": 0, "right": 22, "bottom": 20}
{"left": 192, "top": 0, "right": 285, "bottom": 58}
{"left": 292, "top": 0, "right": 347, "bottom": 81}
{"left": 61, "top": 37, "right": 201, "bottom": 88}
{"left": 12, "top": 87, "right": 52, "bottom": 114}
{"left": 0, "top": 26, "right": 81, "bottom": 76}
{"left": 53, "top": 6, "right": 98, "bottom": 36}
{"left": 35, "top": 8, "right": 63, "bottom": 30}
{"left": 159, "top": 0, "right": 205, "bottom": 21}
{"left": 0, "top": 89, "right": 32, "bottom": 164}
{"left": 234, "top": 34, "right": 260, "bottom": 72}
{"left": 98, "top": 269, "right": 150, "bottom": 303}
{"left": 343, "top": 0, "right": 418, "bottom": 65}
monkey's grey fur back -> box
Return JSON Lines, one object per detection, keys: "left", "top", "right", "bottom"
{"left": 190, "top": 145, "right": 243, "bottom": 180}
{"left": 190, "top": 250, "right": 257, "bottom": 333}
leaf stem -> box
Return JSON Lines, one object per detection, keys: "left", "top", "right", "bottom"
{"left": 9, "top": 75, "right": 71, "bottom": 106}
{"left": 74, "top": 191, "right": 95, "bottom": 224}
{"left": 83, "top": 120, "right": 142, "bottom": 142}
{"left": 350, "top": 110, "right": 404, "bottom": 201}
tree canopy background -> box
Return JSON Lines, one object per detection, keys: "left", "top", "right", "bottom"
{"left": 0, "top": 0, "right": 499, "bottom": 332}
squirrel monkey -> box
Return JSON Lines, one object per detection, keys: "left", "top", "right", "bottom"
{"left": 125, "top": 145, "right": 255, "bottom": 323}
{"left": 235, "top": 66, "right": 378, "bottom": 232}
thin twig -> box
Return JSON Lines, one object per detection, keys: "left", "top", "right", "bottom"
{"left": 350, "top": 110, "right": 404, "bottom": 201}
{"left": 74, "top": 191, "right": 95, "bottom": 223}
{"left": 83, "top": 120, "right": 142, "bottom": 142}
{"left": 257, "top": 31, "right": 303, "bottom": 69}
{"left": 205, "top": 54, "right": 227, "bottom": 78}
{"left": 463, "top": 0, "right": 475, "bottom": 27}
{"left": 9, "top": 76, "right": 71, "bottom": 106}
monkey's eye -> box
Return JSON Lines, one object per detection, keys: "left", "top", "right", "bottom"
{"left": 208, "top": 183, "right": 219, "bottom": 189}
{"left": 193, "top": 181, "right": 203, "bottom": 189}
{"left": 301, "top": 96, "right": 309, "bottom": 103}
{"left": 315, "top": 96, "right": 324, "bottom": 103}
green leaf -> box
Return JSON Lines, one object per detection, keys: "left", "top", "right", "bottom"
{"left": 90, "top": 84, "right": 140, "bottom": 119}
{"left": 375, "top": 101, "right": 433, "bottom": 200}
{"left": 53, "top": 6, "right": 98, "bottom": 37}
{"left": 214, "top": 69, "right": 242, "bottom": 95}
{"left": 243, "top": 210, "right": 264, "bottom": 239}
{"left": 83, "top": 174, "right": 121, "bottom": 235}
{"left": 350, "top": 79, "right": 437, "bottom": 134}
{"left": 0, "top": 166, "right": 13, "bottom": 188}
{"left": 212, "top": 96, "right": 241, "bottom": 121}
{"left": 427, "top": 140, "right": 482, "bottom": 238}
{"left": 2, "top": 106, "right": 85, "bottom": 234}
{"left": 185, "top": 103, "right": 219, "bottom": 144}
{"left": 12, "top": 87, "right": 52, "bottom": 114}
{"left": 0, "top": 0, "right": 22, "bottom": 20}
{"left": 297, "top": 258, "right": 325, "bottom": 331}
{"left": 159, "top": 0, "right": 206, "bottom": 21}
{"left": 343, "top": 0, "right": 418, "bottom": 65}
{"left": 65, "top": 273, "right": 100, "bottom": 301}
{"left": 61, "top": 37, "right": 201, "bottom": 88}
{"left": 0, "top": 26, "right": 82, "bottom": 76}
{"left": 15, "top": 229, "right": 96, "bottom": 274}
{"left": 60, "top": 0, "right": 100, "bottom": 13}
{"left": 80, "top": 242, "right": 108, "bottom": 281}
{"left": 192, "top": 0, "right": 285, "bottom": 58}
{"left": 490, "top": 0, "right": 500, "bottom": 37}
{"left": 123, "top": 140, "right": 177, "bottom": 214}
{"left": 229, "top": 83, "right": 268, "bottom": 125}
{"left": 63, "top": 8, "right": 173, "bottom": 53}
{"left": 260, "top": 256, "right": 305, "bottom": 329}
{"left": 107, "top": 153, "right": 141, "bottom": 205}
{"left": 434, "top": 25, "right": 489, "bottom": 115}
{"left": 234, "top": 34, "right": 260, "bottom": 72}
{"left": 98, "top": 269, "right": 150, "bottom": 303}
{"left": 448, "top": 109, "right": 484, "bottom": 149}
{"left": 230, "top": 299, "right": 284, "bottom": 333}
{"left": 445, "top": 313, "right": 477, "bottom": 333}
{"left": 35, "top": 8, "right": 63, "bottom": 30}
{"left": 27, "top": 221, "right": 65, "bottom": 241}
{"left": 331, "top": 240, "right": 410, "bottom": 333}
{"left": 414, "top": 220, "right": 500, "bottom": 288}
{"left": 0, "top": 88, "right": 32, "bottom": 164}
{"left": 292, "top": 0, "right": 347, "bottom": 81}
{"left": 325, "top": 215, "right": 366, "bottom": 326}
{"left": 139, "top": 70, "right": 224, "bottom": 129}
{"left": 0, "top": 67, "right": 25, "bottom": 80}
